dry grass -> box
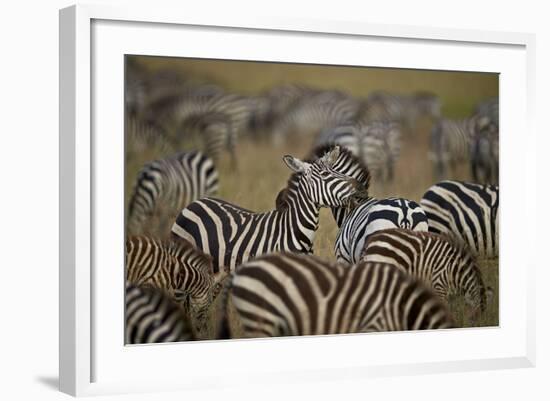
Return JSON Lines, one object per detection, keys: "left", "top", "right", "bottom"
{"left": 126, "top": 57, "right": 499, "bottom": 337}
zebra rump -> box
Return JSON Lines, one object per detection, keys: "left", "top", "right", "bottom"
{"left": 126, "top": 283, "right": 195, "bottom": 344}
{"left": 335, "top": 197, "right": 429, "bottom": 264}
{"left": 361, "top": 228, "right": 491, "bottom": 311}
{"left": 218, "top": 252, "right": 453, "bottom": 338}
{"left": 127, "top": 150, "right": 219, "bottom": 235}
{"left": 420, "top": 180, "right": 499, "bottom": 258}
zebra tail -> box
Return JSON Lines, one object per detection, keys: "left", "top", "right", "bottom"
{"left": 216, "top": 270, "right": 235, "bottom": 340}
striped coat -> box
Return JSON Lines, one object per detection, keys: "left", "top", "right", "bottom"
{"left": 127, "top": 150, "right": 219, "bottom": 235}
{"left": 219, "top": 252, "right": 454, "bottom": 338}
{"left": 420, "top": 180, "right": 499, "bottom": 258}
{"left": 361, "top": 228, "right": 491, "bottom": 311}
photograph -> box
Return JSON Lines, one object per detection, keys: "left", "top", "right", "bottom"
{"left": 123, "top": 55, "right": 499, "bottom": 343}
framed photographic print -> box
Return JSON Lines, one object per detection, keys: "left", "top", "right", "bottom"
{"left": 59, "top": 4, "right": 536, "bottom": 397}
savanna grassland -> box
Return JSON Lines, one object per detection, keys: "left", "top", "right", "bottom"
{"left": 126, "top": 56, "right": 499, "bottom": 333}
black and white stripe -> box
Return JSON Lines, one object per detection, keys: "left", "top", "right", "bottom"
{"left": 171, "top": 146, "right": 368, "bottom": 272}
{"left": 126, "top": 236, "right": 227, "bottom": 331}
{"left": 219, "top": 252, "right": 453, "bottom": 338}
{"left": 127, "top": 150, "right": 219, "bottom": 235}
{"left": 334, "top": 197, "right": 429, "bottom": 264}
{"left": 361, "top": 228, "right": 491, "bottom": 311}
{"left": 420, "top": 180, "right": 499, "bottom": 258}
{"left": 126, "top": 283, "right": 195, "bottom": 344}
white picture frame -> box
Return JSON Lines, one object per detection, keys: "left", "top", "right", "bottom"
{"left": 59, "top": 3, "right": 536, "bottom": 397}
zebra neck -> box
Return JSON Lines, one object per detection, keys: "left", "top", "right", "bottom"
{"left": 279, "top": 178, "right": 320, "bottom": 252}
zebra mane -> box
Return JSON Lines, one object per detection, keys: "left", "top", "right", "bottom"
{"left": 309, "top": 144, "right": 371, "bottom": 191}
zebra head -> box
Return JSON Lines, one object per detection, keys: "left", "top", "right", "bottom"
{"left": 283, "top": 146, "right": 367, "bottom": 208}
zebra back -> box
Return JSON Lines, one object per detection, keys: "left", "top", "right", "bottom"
{"left": 335, "top": 197, "right": 428, "bottom": 264}
{"left": 220, "top": 253, "right": 453, "bottom": 338}
{"left": 126, "top": 282, "right": 195, "bottom": 344}
{"left": 361, "top": 228, "right": 490, "bottom": 311}
{"left": 126, "top": 150, "right": 219, "bottom": 235}
{"left": 420, "top": 180, "right": 499, "bottom": 258}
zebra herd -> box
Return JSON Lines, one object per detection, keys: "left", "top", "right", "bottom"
{"left": 124, "top": 61, "right": 499, "bottom": 343}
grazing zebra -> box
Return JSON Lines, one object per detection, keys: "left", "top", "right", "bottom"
{"left": 272, "top": 90, "right": 361, "bottom": 143}
{"left": 315, "top": 120, "right": 401, "bottom": 182}
{"left": 365, "top": 90, "right": 441, "bottom": 130}
{"left": 126, "top": 235, "right": 228, "bottom": 331}
{"left": 334, "top": 197, "right": 429, "bottom": 264}
{"left": 126, "top": 283, "right": 195, "bottom": 344}
{"left": 126, "top": 150, "right": 219, "bottom": 235}
{"left": 218, "top": 252, "right": 454, "bottom": 338}
{"left": 420, "top": 180, "right": 499, "bottom": 258}
{"left": 171, "top": 146, "right": 368, "bottom": 272}
{"left": 361, "top": 228, "right": 492, "bottom": 311}
{"left": 125, "top": 116, "right": 173, "bottom": 156}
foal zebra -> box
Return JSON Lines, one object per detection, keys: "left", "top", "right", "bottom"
{"left": 361, "top": 228, "right": 491, "bottom": 311}
{"left": 334, "top": 197, "right": 429, "bottom": 264}
{"left": 127, "top": 150, "right": 219, "bottom": 235}
{"left": 420, "top": 180, "right": 499, "bottom": 258}
{"left": 171, "top": 146, "right": 368, "bottom": 272}
{"left": 126, "top": 235, "right": 228, "bottom": 332}
{"left": 126, "top": 283, "right": 195, "bottom": 344}
{"left": 219, "top": 252, "right": 453, "bottom": 338}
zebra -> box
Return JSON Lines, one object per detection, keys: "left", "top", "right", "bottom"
{"left": 126, "top": 282, "right": 195, "bottom": 344}
{"left": 125, "top": 115, "right": 174, "bottom": 157}
{"left": 474, "top": 97, "right": 499, "bottom": 127}
{"left": 218, "top": 252, "right": 454, "bottom": 338}
{"left": 271, "top": 90, "right": 362, "bottom": 143}
{"left": 126, "top": 150, "right": 219, "bottom": 235}
{"left": 470, "top": 116, "right": 499, "bottom": 185}
{"left": 429, "top": 116, "right": 479, "bottom": 180}
{"left": 171, "top": 145, "right": 369, "bottom": 272}
{"left": 360, "top": 228, "right": 492, "bottom": 312}
{"left": 126, "top": 235, "right": 228, "bottom": 332}
{"left": 334, "top": 197, "right": 429, "bottom": 264}
{"left": 315, "top": 120, "right": 401, "bottom": 183}
{"left": 365, "top": 90, "right": 441, "bottom": 131}
{"left": 419, "top": 180, "right": 499, "bottom": 258}
{"left": 125, "top": 58, "right": 148, "bottom": 118}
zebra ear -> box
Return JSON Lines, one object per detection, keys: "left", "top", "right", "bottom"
{"left": 283, "top": 155, "right": 308, "bottom": 173}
